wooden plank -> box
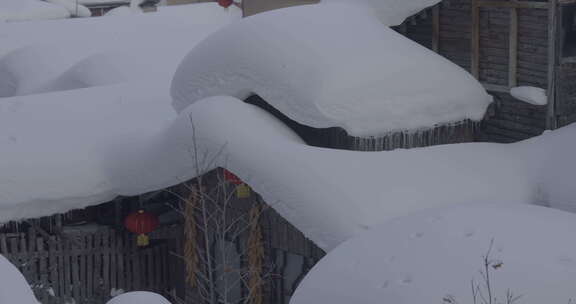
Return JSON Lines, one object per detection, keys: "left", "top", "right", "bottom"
{"left": 432, "top": 5, "right": 440, "bottom": 53}
{"left": 508, "top": 5, "right": 518, "bottom": 87}
{"left": 20, "top": 234, "right": 31, "bottom": 280}
{"left": 71, "top": 251, "right": 80, "bottom": 300}
{"left": 116, "top": 233, "right": 125, "bottom": 293}
{"left": 483, "top": 82, "right": 510, "bottom": 93}
{"left": 36, "top": 238, "right": 47, "bottom": 303}
{"left": 476, "top": 0, "right": 549, "bottom": 9}
{"left": 471, "top": 0, "right": 480, "bottom": 78}
{"left": 547, "top": 0, "right": 559, "bottom": 129}
{"left": 0, "top": 234, "right": 7, "bottom": 254}
{"left": 93, "top": 234, "right": 102, "bottom": 299}
{"left": 154, "top": 246, "right": 162, "bottom": 291}
{"left": 102, "top": 229, "right": 111, "bottom": 296}
{"left": 79, "top": 236, "right": 87, "bottom": 301}
{"left": 147, "top": 248, "right": 154, "bottom": 290}
{"left": 133, "top": 236, "right": 141, "bottom": 291}
{"left": 110, "top": 231, "right": 117, "bottom": 292}
{"left": 86, "top": 234, "right": 94, "bottom": 300}
{"left": 62, "top": 240, "right": 71, "bottom": 299}
{"left": 48, "top": 236, "right": 58, "bottom": 301}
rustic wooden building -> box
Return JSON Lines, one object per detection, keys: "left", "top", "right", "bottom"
{"left": 397, "top": 0, "right": 576, "bottom": 143}
{"left": 240, "top": 0, "right": 575, "bottom": 147}
{"left": 0, "top": 169, "right": 323, "bottom": 304}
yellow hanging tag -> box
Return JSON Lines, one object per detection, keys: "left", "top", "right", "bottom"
{"left": 137, "top": 234, "right": 150, "bottom": 247}
{"left": 236, "top": 183, "right": 251, "bottom": 199}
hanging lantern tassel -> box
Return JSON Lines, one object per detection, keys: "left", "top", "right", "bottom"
{"left": 236, "top": 183, "right": 251, "bottom": 199}
{"left": 137, "top": 234, "right": 150, "bottom": 247}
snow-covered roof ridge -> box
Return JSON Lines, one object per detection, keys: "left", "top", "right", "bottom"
{"left": 171, "top": 3, "right": 492, "bottom": 137}
{"left": 0, "top": 0, "right": 71, "bottom": 22}
{"left": 322, "top": 0, "right": 442, "bottom": 26}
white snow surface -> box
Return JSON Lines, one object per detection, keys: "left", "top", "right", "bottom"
{"left": 46, "top": 0, "right": 92, "bottom": 17}
{"left": 322, "top": 0, "right": 441, "bottom": 26}
{"left": 510, "top": 86, "right": 548, "bottom": 106}
{"left": 0, "top": 0, "right": 70, "bottom": 22}
{"left": 104, "top": 5, "right": 143, "bottom": 16}
{"left": 77, "top": 0, "right": 129, "bottom": 4}
{"left": 291, "top": 204, "right": 576, "bottom": 304}
{"left": 0, "top": 3, "right": 242, "bottom": 97}
{"left": 171, "top": 3, "right": 492, "bottom": 136}
{"left": 0, "top": 255, "right": 39, "bottom": 304}
{"left": 106, "top": 291, "right": 171, "bottom": 304}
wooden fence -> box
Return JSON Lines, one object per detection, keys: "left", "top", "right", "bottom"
{"left": 0, "top": 227, "right": 172, "bottom": 304}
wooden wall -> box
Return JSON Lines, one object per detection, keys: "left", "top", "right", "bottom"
{"left": 399, "top": 0, "right": 552, "bottom": 143}
{"left": 0, "top": 227, "right": 174, "bottom": 304}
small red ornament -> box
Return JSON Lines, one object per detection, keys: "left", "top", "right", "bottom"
{"left": 218, "top": 0, "right": 234, "bottom": 8}
{"left": 124, "top": 210, "right": 159, "bottom": 247}
{"left": 224, "top": 169, "right": 243, "bottom": 185}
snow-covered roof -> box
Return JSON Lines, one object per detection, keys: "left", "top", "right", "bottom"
{"left": 1, "top": 87, "right": 573, "bottom": 250}
{"left": 78, "top": 0, "right": 130, "bottom": 5}
{"left": 0, "top": 0, "right": 574, "bottom": 254}
{"left": 0, "top": 0, "right": 71, "bottom": 22}
{"left": 171, "top": 3, "right": 492, "bottom": 137}
{"left": 292, "top": 204, "right": 576, "bottom": 304}
{"left": 323, "top": 0, "right": 441, "bottom": 26}
{"left": 0, "top": 3, "right": 241, "bottom": 97}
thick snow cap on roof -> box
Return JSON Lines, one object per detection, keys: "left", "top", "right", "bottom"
{"left": 171, "top": 3, "right": 492, "bottom": 137}
{"left": 291, "top": 204, "right": 576, "bottom": 304}
{"left": 0, "top": 0, "right": 70, "bottom": 22}
{"left": 323, "top": 0, "right": 441, "bottom": 26}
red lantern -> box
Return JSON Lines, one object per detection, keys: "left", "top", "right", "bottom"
{"left": 224, "top": 169, "right": 243, "bottom": 185}
{"left": 124, "top": 210, "right": 159, "bottom": 247}
{"left": 218, "top": 0, "right": 234, "bottom": 8}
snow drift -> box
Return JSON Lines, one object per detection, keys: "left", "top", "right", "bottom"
{"left": 0, "top": 3, "right": 242, "bottom": 97}
{"left": 2, "top": 86, "right": 575, "bottom": 250}
{"left": 0, "top": 255, "right": 39, "bottom": 304}
{"left": 323, "top": 0, "right": 441, "bottom": 26}
{"left": 171, "top": 3, "right": 492, "bottom": 137}
{"left": 0, "top": 0, "right": 70, "bottom": 22}
{"left": 291, "top": 204, "right": 576, "bottom": 304}
{"left": 107, "top": 291, "right": 171, "bottom": 304}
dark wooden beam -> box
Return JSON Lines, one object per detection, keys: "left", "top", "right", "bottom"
{"left": 476, "top": 1, "right": 549, "bottom": 9}
{"left": 483, "top": 83, "right": 510, "bottom": 93}
{"left": 547, "top": 0, "right": 559, "bottom": 129}
{"left": 471, "top": 0, "right": 480, "bottom": 78}
{"left": 432, "top": 5, "right": 440, "bottom": 53}
{"left": 508, "top": 3, "right": 519, "bottom": 87}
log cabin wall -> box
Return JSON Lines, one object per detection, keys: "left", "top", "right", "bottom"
{"left": 398, "top": 0, "right": 553, "bottom": 143}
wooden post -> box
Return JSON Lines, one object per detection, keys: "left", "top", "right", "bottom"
{"left": 508, "top": 3, "right": 518, "bottom": 87}
{"left": 547, "top": 0, "right": 559, "bottom": 129}
{"left": 432, "top": 5, "right": 440, "bottom": 53}
{"left": 471, "top": 0, "right": 480, "bottom": 78}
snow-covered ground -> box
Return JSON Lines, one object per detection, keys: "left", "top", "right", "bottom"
{"left": 106, "top": 291, "right": 172, "bottom": 304}
{"left": 291, "top": 204, "right": 576, "bottom": 304}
